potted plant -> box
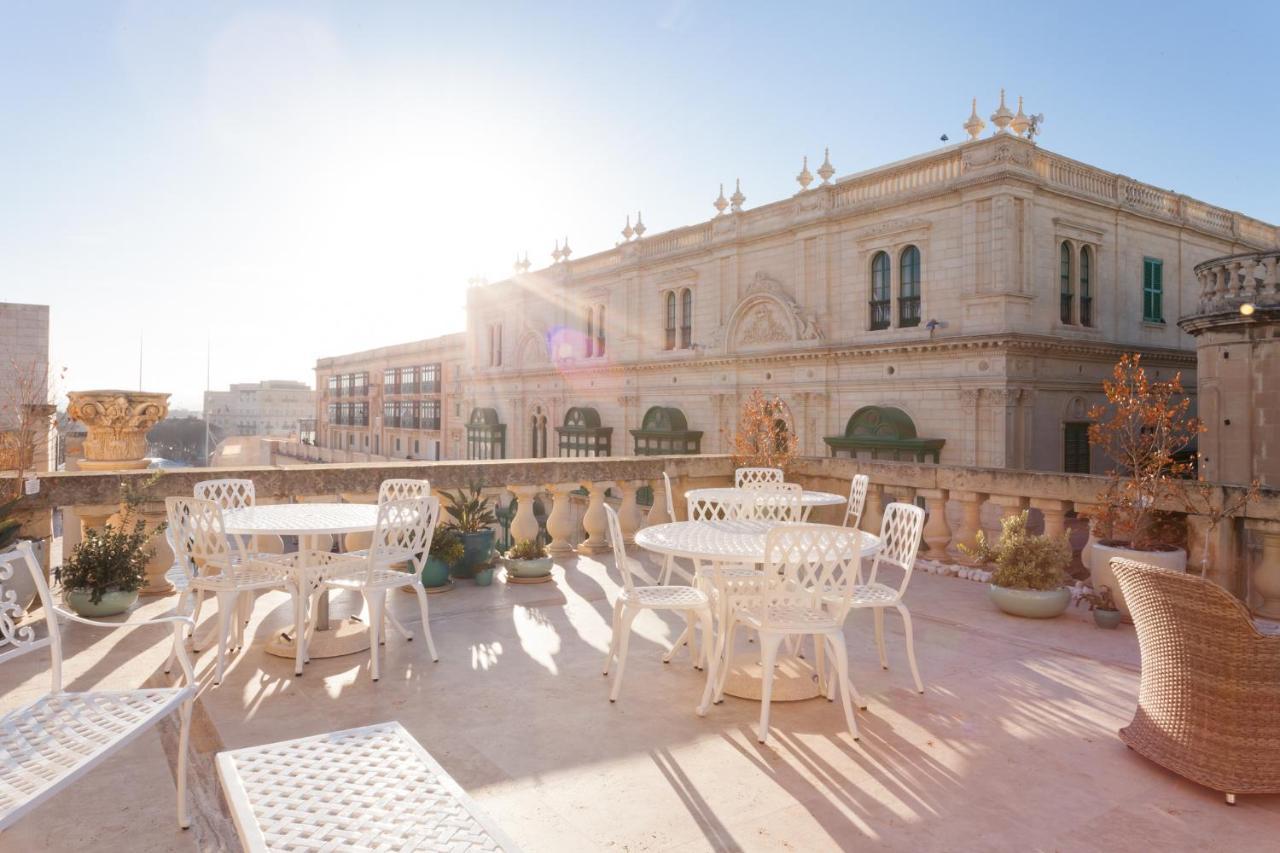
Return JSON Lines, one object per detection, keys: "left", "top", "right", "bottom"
{"left": 442, "top": 485, "right": 498, "bottom": 580}
{"left": 423, "top": 528, "right": 463, "bottom": 591}
{"left": 1075, "top": 584, "right": 1122, "bottom": 629}
{"left": 730, "top": 389, "right": 798, "bottom": 471}
{"left": 966, "top": 511, "right": 1073, "bottom": 618}
{"left": 1086, "top": 354, "right": 1201, "bottom": 616}
{"left": 53, "top": 486, "right": 158, "bottom": 617}
{"left": 502, "top": 538, "right": 553, "bottom": 583}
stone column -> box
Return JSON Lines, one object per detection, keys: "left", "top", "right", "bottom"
{"left": 138, "top": 500, "right": 175, "bottom": 595}
{"left": 1245, "top": 519, "right": 1280, "bottom": 618}
{"left": 615, "top": 480, "right": 641, "bottom": 545}
{"left": 1074, "top": 503, "right": 1103, "bottom": 575}
{"left": 862, "top": 484, "right": 886, "bottom": 534}
{"left": 947, "top": 491, "right": 986, "bottom": 563}
{"left": 508, "top": 485, "right": 541, "bottom": 545}
{"left": 1030, "top": 498, "right": 1070, "bottom": 540}
{"left": 544, "top": 484, "right": 576, "bottom": 555}
{"left": 647, "top": 477, "right": 672, "bottom": 525}
{"left": 917, "top": 488, "right": 951, "bottom": 556}
{"left": 578, "top": 482, "right": 610, "bottom": 554}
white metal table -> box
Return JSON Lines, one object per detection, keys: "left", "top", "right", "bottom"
{"left": 684, "top": 487, "right": 846, "bottom": 521}
{"left": 634, "top": 520, "right": 880, "bottom": 701}
{"left": 223, "top": 503, "right": 378, "bottom": 660}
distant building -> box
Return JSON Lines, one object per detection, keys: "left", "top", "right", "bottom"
{"left": 0, "top": 302, "right": 53, "bottom": 476}
{"left": 314, "top": 333, "right": 465, "bottom": 461}
{"left": 203, "top": 380, "right": 315, "bottom": 437}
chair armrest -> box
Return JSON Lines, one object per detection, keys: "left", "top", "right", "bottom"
{"left": 52, "top": 607, "right": 196, "bottom": 633}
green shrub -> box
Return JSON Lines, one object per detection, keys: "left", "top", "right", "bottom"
{"left": 428, "top": 528, "right": 465, "bottom": 567}
{"left": 964, "top": 511, "right": 1071, "bottom": 592}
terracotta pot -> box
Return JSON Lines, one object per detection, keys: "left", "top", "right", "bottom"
{"left": 1088, "top": 542, "right": 1186, "bottom": 618}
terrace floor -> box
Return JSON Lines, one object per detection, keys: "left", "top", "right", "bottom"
{"left": 4, "top": 550, "right": 1278, "bottom": 852}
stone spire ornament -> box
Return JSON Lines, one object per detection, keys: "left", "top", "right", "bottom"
{"left": 552, "top": 239, "right": 563, "bottom": 263}
{"left": 1010, "top": 96, "right": 1030, "bottom": 137}
{"left": 730, "top": 178, "right": 745, "bottom": 213}
{"left": 795, "top": 156, "right": 813, "bottom": 192}
{"left": 561, "top": 235, "right": 572, "bottom": 260}
{"left": 520, "top": 252, "right": 531, "bottom": 273}
{"left": 964, "top": 97, "right": 985, "bottom": 140}
{"left": 621, "top": 214, "right": 634, "bottom": 242}
{"left": 817, "top": 147, "right": 835, "bottom": 184}
{"left": 633, "top": 211, "right": 646, "bottom": 238}
{"left": 990, "top": 88, "right": 1013, "bottom": 134}
{"left": 713, "top": 183, "right": 729, "bottom": 216}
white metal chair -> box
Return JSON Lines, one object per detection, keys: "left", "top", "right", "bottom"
{"left": 841, "top": 501, "right": 927, "bottom": 694}
{"left": 313, "top": 497, "right": 441, "bottom": 681}
{"left": 843, "top": 474, "right": 870, "bottom": 530}
{"left": 657, "top": 471, "right": 691, "bottom": 585}
{"left": 166, "top": 497, "right": 297, "bottom": 684}
{"left": 713, "top": 524, "right": 865, "bottom": 744}
{"left": 378, "top": 478, "right": 431, "bottom": 504}
{"left": 735, "top": 467, "right": 784, "bottom": 489}
{"left": 194, "top": 478, "right": 283, "bottom": 554}
{"left": 601, "top": 504, "right": 717, "bottom": 713}
{"left": 0, "top": 541, "right": 196, "bottom": 831}
{"left": 739, "top": 482, "right": 803, "bottom": 522}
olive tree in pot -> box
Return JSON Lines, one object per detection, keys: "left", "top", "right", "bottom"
{"left": 502, "top": 539, "right": 553, "bottom": 584}
{"left": 442, "top": 485, "right": 498, "bottom": 582}
{"left": 967, "top": 511, "right": 1073, "bottom": 618}
{"left": 1086, "top": 354, "right": 1201, "bottom": 617}
{"left": 53, "top": 484, "right": 159, "bottom": 617}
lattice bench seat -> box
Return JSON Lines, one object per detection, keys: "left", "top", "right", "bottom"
{"left": 216, "top": 721, "right": 520, "bottom": 852}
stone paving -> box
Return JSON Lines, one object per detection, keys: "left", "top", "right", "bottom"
{"left": 4, "top": 553, "right": 1278, "bottom": 852}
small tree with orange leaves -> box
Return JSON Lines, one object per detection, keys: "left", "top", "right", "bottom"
{"left": 730, "top": 390, "right": 798, "bottom": 471}
{"left": 1087, "top": 354, "right": 1202, "bottom": 551}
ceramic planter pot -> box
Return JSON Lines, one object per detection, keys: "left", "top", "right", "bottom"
{"left": 1088, "top": 542, "right": 1186, "bottom": 618}
{"left": 64, "top": 587, "right": 138, "bottom": 618}
{"left": 452, "top": 530, "right": 495, "bottom": 579}
{"left": 422, "top": 557, "right": 452, "bottom": 589}
{"left": 503, "top": 555, "right": 553, "bottom": 582}
{"left": 988, "top": 584, "right": 1071, "bottom": 619}
{"left": 474, "top": 567, "right": 495, "bottom": 587}
{"left": 1093, "top": 608, "right": 1123, "bottom": 629}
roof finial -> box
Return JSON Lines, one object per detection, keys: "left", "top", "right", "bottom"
{"left": 552, "top": 239, "right": 562, "bottom": 263}
{"left": 817, "top": 147, "right": 835, "bottom": 184}
{"left": 990, "top": 88, "right": 1013, "bottom": 134}
{"left": 964, "top": 97, "right": 985, "bottom": 140}
{"left": 561, "top": 235, "right": 572, "bottom": 260}
{"left": 520, "top": 251, "right": 530, "bottom": 273}
{"left": 633, "top": 210, "right": 646, "bottom": 238}
{"left": 730, "top": 178, "right": 745, "bottom": 213}
{"left": 795, "top": 155, "right": 813, "bottom": 192}
{"left": 621, "top": 214, "right": 634, "bottom": 242}
{"left": 713, "top": 183, "right": 728, "bottom": 216}
{"left": 1010, "top": 95, "right": 1030, "bottom": 137}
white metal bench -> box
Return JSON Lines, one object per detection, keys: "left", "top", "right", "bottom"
{"left": 0, "top": 541, "right": 197, "bottom": 832}
{"left": 216, "top": 721, "right": 520, "bottom": 852}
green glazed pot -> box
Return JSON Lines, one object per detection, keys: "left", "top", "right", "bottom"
{"left": 452, "top": 530, "right": 495, "bottom": 579}
{"left": 422, "top": 557, "right": 452, "bottom": 589}
{"left": 1093, "top": 608, "right": 1123, "bottom": 629}
{"left": 473, "top": 567, "right": 495, "bottom": 587}
{"left": 64, "top": 587, "right": 139, "bottom": 618}
{"left": 988, "top": 585, "right": 1071, "bottom": 619}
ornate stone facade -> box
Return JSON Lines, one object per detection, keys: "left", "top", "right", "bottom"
{"left": 463, "top": 133, "right": 1277, "bottom": 472}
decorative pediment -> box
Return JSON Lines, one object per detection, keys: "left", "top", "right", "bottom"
{"left": 716, "top": 272, "right": 824, "bottom": 353}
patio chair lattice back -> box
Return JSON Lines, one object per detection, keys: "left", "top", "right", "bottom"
{"left": 605, "top": 503, "right": 658, "bottom": 592}
{"left": 166, "top": 496, "right": 241, "bottom": 582}
{"left": 378, "top": 478, "right": 431, "bottom": 504}
{"left": 759, "top": 524, "right": 864, "bottom": 628}
{"left": 193, "top": 478, "right": 255, "bottom": 511}
{"left": 740, "top": 483, "right": 803, "bottom": 523}
{"left": 844, "top": 475, "right": 870, "bottom": 530}
{"left": 735, "top": 467, "right": 784, "bottom": 489}
{"left": 368, "top": 497, "right": 439, "bottom": 580}
{"left": 866, "top": 502, "right": 926, "bottom": 595}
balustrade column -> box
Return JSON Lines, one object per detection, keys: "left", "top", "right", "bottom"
{"left": 615, "top": 481, "right": 641, "bottom": 545}
{"left": 1030, "top": 498, "right": 1070, "bottom": 540}
{"left": 544, "top": 484, "right": 577, "bottom": 555}
{"left": 138, "top": 501, "right": 175, "bottom": 595}
{"left": 342, "top": 491, "right": 377, "bottom": 552}
{"left": 578, "top": 482, "right": 610, "bottom": 554}
{"left": 1074, "top": 503, "right": 1103, "bottom": 576}
{"left": 862, "top": 485, "right": 886, "bottom": 534}
{"left": 916, "top": 488, "right": 951, "bottom": 556}
{"left": 508, "top": 486, "right": 541, "bottom": 545}
{"left": 1188, "top": 514, "right": 1241, "bottom": 596}
{"left": 987, "top": 495, "right": 1029, "bottom": 541}
{"left": 1245, "top": 519, "right": 1280, "bottom": 619}
{"left": 647, "top": 478, "right": 672, "bottom": 525}
{"left": 947, "top": 491, "right": 986, "bottom": 563}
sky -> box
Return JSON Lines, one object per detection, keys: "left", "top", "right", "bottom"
{"left": 3, "top": 1, "right": 1278, "bottom": 410}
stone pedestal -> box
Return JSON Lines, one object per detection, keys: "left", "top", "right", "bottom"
{"left": 65, "top": 390, "right": 170, "bottom": 471}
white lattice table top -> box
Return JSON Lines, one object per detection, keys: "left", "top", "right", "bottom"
{"left": 216, "top": 721, "right": 520, "bottom": 852}
{"left": 685, "top": 487, "right": 846, "bottom": 508}
{"left": 222, "top": 503, "right": 378, "bottom": 536}
{"left": 635, "top": 520, "right": 881, "bottom": 563}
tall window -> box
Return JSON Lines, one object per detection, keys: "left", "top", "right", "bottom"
{"left": 1059, "top": 242, "right": 1074, "bottom": 324}
{"left": 585, "top": 307, "right": 594, "bottom": 358}
{"left": 383, "top": 401, "right": 396, "bottom": 428}
{"left": 383, "top": 368, "right": 397, "bottom": 393}
{"left": 664, "top": 291, "right": 677, "bottom": 350}
{"left": 898, "top": 245, "right": 921, "bottom": 327}
{"left": 596, "top": 305, "right": 606, "bottom": 356}
{"left": 869, "top": 251, "right": 890, "bottom": 330}
{"left": 1063, "top": 422, "right": 1090, "bottom": 473}
{"left": 1079, "top": 246, "right": 1093, "bottom": 327}
{"left": 488, "top": 323, "right": 503, "bottom": 366}
{"left": 1143, "top": 257, "right": 1164, "bottom": 322}
{"left": 680, "top": 289, "right": 692, "bottom": 348}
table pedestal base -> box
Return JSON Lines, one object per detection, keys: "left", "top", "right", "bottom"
{"left": 721, "top": 656, "right": 822, "bottom": 702}
{"left": 265, "top": 617, "right": 372, "bottom": 660}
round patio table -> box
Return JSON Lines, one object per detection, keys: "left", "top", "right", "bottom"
{"left": 634, "top": 519, "right": 880, "bottom": 701}
{"left": 684, "top": 487, "right": 846, "bottom": 521}
{"left": 222, "top": 503, "right": 378, "bottom": 660}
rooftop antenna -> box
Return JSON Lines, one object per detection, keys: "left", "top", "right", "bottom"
{"left": 203, "top": 337, "right": 211, "bottom": 466}
{"left": 138, "top": 331, "right": 143, "bottom": 391}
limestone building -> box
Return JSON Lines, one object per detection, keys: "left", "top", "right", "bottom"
{"left": 203, "top": 379, "right": 315, "bottom": 438}
{"left": 0, "top": 302, "right": 53, "bottom": 475}
{"left": 314, "top": 333, "right": 465, "bottom": 461}
{"left": 462, "top": 105, "right": 1278, "bottom": 473}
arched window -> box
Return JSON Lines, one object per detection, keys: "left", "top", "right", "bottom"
{"left": 585, "top": 307, "right": 594, "bottom": 358}
{"left": 596, "top": 305, "right": 606, "bottom": 356}
{"left": 680, "top": 289, "right": 692, "bottom": 348}
{"left": 1059, "top": 242, "right": 1074, "bottom": 324}
{"left": 869, "top": 251, "right": 890, "bottom": 330}
{"left": 1079, "top": 246, "right": 1093, "bottom": 327}
{"left": 664, "top": 291, "right": 677, "bottom": 350}
{"left": 899, "top": 245, "right": 921, "bottom": 327}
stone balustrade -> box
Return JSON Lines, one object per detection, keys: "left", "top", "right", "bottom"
{"left": 1192, "top": 250, "right": 1280, "bottom": 315}
{"left": 6, "top": 454, "right": 1280, "bottom": 617}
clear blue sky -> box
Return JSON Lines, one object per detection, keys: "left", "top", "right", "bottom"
{"left": 3, "top": 1, "right": 1277, "bottom": 409}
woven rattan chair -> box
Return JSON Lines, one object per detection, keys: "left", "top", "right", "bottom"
{"left": 1111, "top": 557, "right": 1280, "bottom": 804}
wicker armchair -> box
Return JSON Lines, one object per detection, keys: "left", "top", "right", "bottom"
{"left": 1111, "top": 558, "right": 1280, "bottom": 804}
